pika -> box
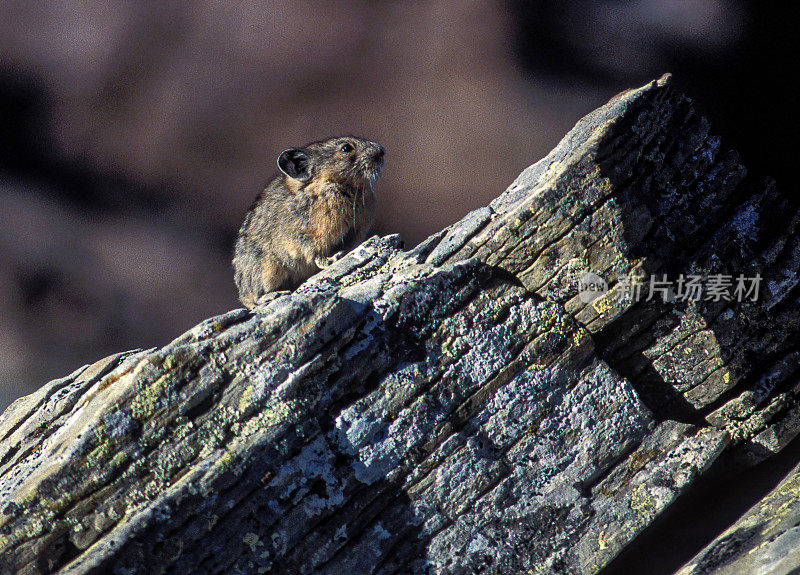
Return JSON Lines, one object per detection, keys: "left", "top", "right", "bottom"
{"left": 233, "top": 136, "right": 385, "bottom": 308}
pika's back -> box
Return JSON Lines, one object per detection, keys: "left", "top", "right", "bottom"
{"left": 233, "top": 136, "right": 385, "bottom": 308}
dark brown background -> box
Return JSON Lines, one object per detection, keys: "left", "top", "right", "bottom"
{"left": 0, "top": 1, "right": 797, "bottom": 409}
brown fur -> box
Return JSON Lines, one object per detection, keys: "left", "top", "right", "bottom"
{"left": 233, "top": 136, "right": 384, "bottom": 308}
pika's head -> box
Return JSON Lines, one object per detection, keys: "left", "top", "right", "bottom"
{"left": 277, "top": 136, "right": 385, "bottom": 188}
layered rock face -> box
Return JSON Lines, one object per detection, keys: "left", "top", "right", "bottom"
{"left": 1, "top": 76, "right": 799, "bottom": 574}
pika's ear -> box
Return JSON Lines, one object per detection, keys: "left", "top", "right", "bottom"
{"left": 277, "top": 148, "right": 312, "bottom": 181}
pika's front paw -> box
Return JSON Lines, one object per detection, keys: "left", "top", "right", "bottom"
{"left": 315, "top": 250, "right": 346, "bottom": 269}
{"left": 253, "top": 290, "right": 291, "bottom": 307}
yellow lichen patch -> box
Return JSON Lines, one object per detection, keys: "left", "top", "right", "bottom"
{"left": 129, "top": 373, "right": 172, "bottom": 421}
{"left": 746, "top": 538, "right": 771, "bottom": 556}
{"left": 217, "top": 449, "right": 237, "bottom": 470}
{"left": 109, "top": 450, "right": 129, "bottom": 468}
{"left": 86, "top": 436, "right": 114, "bottom": 468}
{"left": 42, "top": 491, "right": 72, "bottom": 518}
{"left": 597, "top": 524, "right": 611, "bottom": 550}
{"left": 538, "top": 307, "right": 557, "bottom": 328}
{"left": 525, "top": 407, "right": 552, "bottom": 436}
{"left": 760, "top": 516, "right": 784, "bottom": 539}
{"left": 238, "top": 384, "right": 255, "bottom": 413}
{"left": 591, "top": 294, "right": 616, "bottom": 315}
{"left": 596, "top": 172, "right": 613, "bottom": 194}
{"left": 630, "top": 483, "right": 654, "bottom": 512}
{"left": 244, "top": 532, "right": 261, "bottom": 552}
{"left": 160, "top": 353, "right": 181, "bottom": 372}
{"left": 20, "top": 517, "right": 46, "bottom": 540}
{"left": 259, "top": 400, "right": 295, "bottom": 428}
{"left": 572, "top": 328, "right": 589, "bottom": 347}
{"left": 92, "top": 420, "right": 107, "bottom": 443}
{"left": 538, "top": 306, "right": 572, "bottom": 338}
{"left": 776, "top": 472, "right": 800, "bottom": 498}
{"left": 723, "top": 371, "right": 731, "bottom": 384}
{"left": 597, "top": 484, "right": 615, "bottom": 497}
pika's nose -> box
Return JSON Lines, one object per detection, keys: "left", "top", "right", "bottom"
{"left": 372, "top": 145, "right": 385, "bottom": 163}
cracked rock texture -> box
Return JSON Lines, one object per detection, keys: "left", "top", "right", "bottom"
{"left": 1, "top": 75, "right": 799, "bottom": 574}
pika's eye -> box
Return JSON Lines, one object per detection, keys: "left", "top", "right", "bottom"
{"left": 340, "top": 143, "right": 354, "bottom": 153}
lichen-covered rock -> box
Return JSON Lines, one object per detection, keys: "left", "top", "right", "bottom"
{"left": 677, "top": 458, "right": 800, "bottom": 575}
{"left": 1, "top": 75, "right": 799, "bottom": 574}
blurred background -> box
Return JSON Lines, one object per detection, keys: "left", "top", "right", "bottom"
{"left": 0, "top": 0, "right": 797, "bottom": 408}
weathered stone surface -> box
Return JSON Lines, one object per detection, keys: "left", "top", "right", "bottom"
{"left": 677, "top": 458, "right": 800, "bottom": 575}
{"left": 1, "top": 75, "right": 799, "bottom": 574}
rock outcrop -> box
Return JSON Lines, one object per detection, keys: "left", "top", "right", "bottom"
{"left": 1, "top": 75, "right": 799, "bottom": 574}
